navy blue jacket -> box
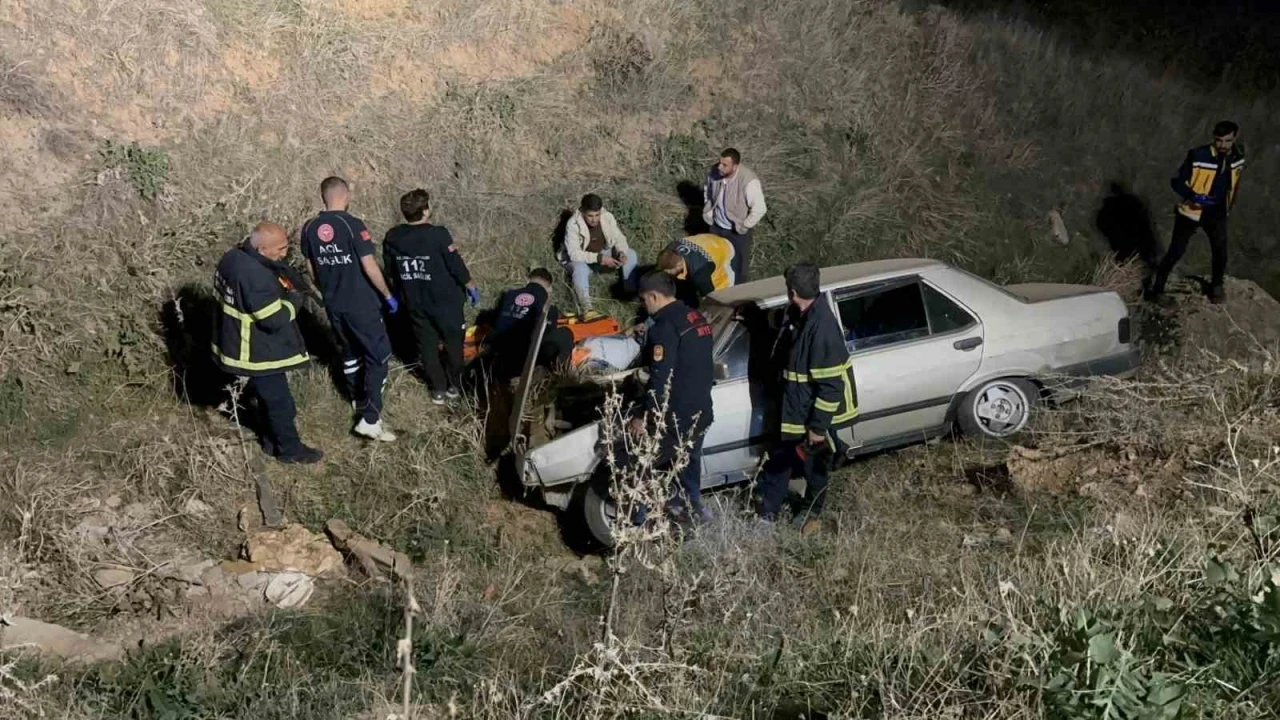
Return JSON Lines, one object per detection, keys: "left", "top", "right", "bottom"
{"left": 212, "top": 242, "right": 309, "bottom": 377}
{"left": 639, "top": 300, "right": 715, "bottom": 430}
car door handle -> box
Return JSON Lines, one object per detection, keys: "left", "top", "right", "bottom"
{"left": 953, "top": 337, "right": 983, "bottom": 351}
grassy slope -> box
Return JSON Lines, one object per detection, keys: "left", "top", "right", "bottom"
{"left": 2, "top": 0, "right": 1280, "bottom": 717}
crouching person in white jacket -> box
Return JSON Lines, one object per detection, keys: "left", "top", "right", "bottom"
{"left": 561, "top": 193, "right": 639, "bottom": 310}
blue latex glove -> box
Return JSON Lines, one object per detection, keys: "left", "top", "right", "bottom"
{"left": 467, "top": 286, "right": 480, "bottom": 307}
{"left": 1194, "top": 194, "right": 1217, "bottom": 206}
{"left": 384, "top": 296, "right": 399, "bottom": 314}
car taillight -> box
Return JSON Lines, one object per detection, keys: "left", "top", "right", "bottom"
{"left": 1118, "top": 317, "right": 1131, "bottom": 344}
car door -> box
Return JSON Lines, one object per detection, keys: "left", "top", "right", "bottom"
{"left": 830, "top": 278, "right": 984, "bottom": 450}
{"left": 699, "top": 319, "right": 764, "bottom": 486}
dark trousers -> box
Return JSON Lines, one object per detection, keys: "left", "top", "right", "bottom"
{"left": 614, "top": 417, "right": 709, "bottom": 517}
{"left": 1153, "top": 212, "right": 1228, "bottom": 293}
{"left": 247, "top": 373, "right": 302, "bottom": 458}
{"left": 489, "top": 325, "right": 575, "bottom": 382}
{"left": 328, "top": 309, "right": 391, "bottom": 424}
{"left": 712, "top": 225, "right": 754, "bottom": 282}
{"left": 409, "top": 306, "right": 464, "bottom": 393}
{"left": 757, "top": 437, "right": 834, "bottom": 519}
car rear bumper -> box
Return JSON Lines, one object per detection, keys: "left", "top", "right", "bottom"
{"left": 1054, "top": 347, "right": 1141, "bottom": 380}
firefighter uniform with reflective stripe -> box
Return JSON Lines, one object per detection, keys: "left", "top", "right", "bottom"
{"left": 213, "top": 240, "right": 309, "bottom": 457}
{"left": 1151, "top": 143, "right": 1245, "bottom": 300}
{"left": 758, "top": 295, "right": 857, "bottom": 520}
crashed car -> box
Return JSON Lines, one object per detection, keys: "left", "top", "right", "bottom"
{"left": 508, "top": 258, "right": 1139, "bottom": 546}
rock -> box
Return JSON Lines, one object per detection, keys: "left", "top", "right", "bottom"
{"left": 93, "top": 567, "right": 135, "bottom": 591}
{"left": 244, "top": 523, "right": 343, "bottom": 577}
{"left": 237, "top": 571, "right": 268, "bottom": 592}
{"left": 1049, "top": 208, "right": 1069, "bottom": 246}
{"left": 323, "top": 519, "right": 413, "bottom": 583}
{"left": 962, "top": 533, "right": 990, "bottom": 549}
{"left": 183, "top": 497, "right": 213, "bottom": 516}
{"left": 1, "top": 616, "right": 123, "bottom": 662}
{"left": 104, "top": 495, "right": 123, "bottom": 509}
{"left": 157, "top": 558, "right": 216, "bottom": 585}
{"left": 994, "top": 527, "right": 1014, "bottom": 543}
{"left": 263, "top": 572, "right": 314, "bottom": 609}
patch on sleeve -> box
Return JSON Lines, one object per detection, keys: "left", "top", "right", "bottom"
{"left": 360, "top": 229, "right": 372, "bottom": 241}
{"left": 652, "top": 344, "right": 664, "bottom": 362}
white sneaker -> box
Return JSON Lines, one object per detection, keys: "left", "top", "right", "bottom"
{"left": 353, "top": 419, "right": 397, "bottom": 442}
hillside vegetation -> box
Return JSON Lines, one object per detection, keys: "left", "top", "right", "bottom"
{"left": 2, "top": 0, "right": 1280, "bottom": 718}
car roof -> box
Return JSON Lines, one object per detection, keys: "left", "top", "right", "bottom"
{"left": 708, "top": 258, "right": 945, "bottom": 306}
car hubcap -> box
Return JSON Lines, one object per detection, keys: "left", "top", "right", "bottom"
{"left": 974, "top": 384, "right": 1028, "bottom": 436}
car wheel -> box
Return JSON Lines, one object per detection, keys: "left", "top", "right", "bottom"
{"left": 576, "top": 481, "right": 617, "bottom": 549}
{"left": 957, "top": 378, "right": 1037, "bottom": 439}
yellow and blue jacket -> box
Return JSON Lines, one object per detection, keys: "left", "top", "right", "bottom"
{"left": 1173, "top": 144, "right": 1244, "bottom": 222}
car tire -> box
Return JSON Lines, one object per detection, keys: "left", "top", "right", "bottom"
{"left": 575, "top": 481, "right": 617, "bottom": 549}
{"left": 956, "top": 377, "right": 1038, "bottom": 440}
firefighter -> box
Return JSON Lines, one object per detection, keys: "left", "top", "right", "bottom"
{"left": 756, "top": 263, "right": 858, "bottom": 535}
{"left": 213, "top": 222, "right": 321, "bottom": 464}
{"left": 382, "top": 188, "right": 480, "bottom": 404}
{"left": 299, "top": 176, "right": 397, "bottom": 442}
{"left": 655, "top": 232, "right": 737, "bottom": 307}
{"left": 483, "top": 268, "right": 574, "bottom": 381}
{"left": 626, "top": 271, "right": 716, "bottom": 522}
{"left": 1147, "top": 120, "right": 1245, "bottom": 305}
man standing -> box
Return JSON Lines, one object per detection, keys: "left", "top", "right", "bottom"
{"left": 627, "top": 271, "right": 716, "bottom": 523}
{"left": 756, "top": 263, "right": 858, "bottom": 535}
{"left": 561, "top": 193, "right": 638, "bottom": 310}
{"left": 656, "top": 232, "right": 737, "bottom": 307}
{"left": 1147, "top": 121, "right": 1245, "bottom": 305}
{"left": 702, "top": 148, "right": 766, "bottom": 282}
{"left": 483, "top": 268, "right": 574, "bottom": 380}
{"left": 300, "top": 177, "right": 397, "bottom": 441}
{"left": 213, "top": 222, "right": 321, "bottom": 464}
{"left": 382, "top": 188, "right": 480, "bottom": 404}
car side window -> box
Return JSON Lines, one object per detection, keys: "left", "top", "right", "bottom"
{"left": 836, "top": 281, "right": 930, "bottom": 351}
{"left": 921, "top": 283, "right": 975, "bottom": 333}
{"left": 714, "top": 321, "right": 751, "bottom": 380}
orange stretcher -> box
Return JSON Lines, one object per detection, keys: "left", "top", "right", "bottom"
{"left": 460, "top": 311, "right": 622, "bottom": 363}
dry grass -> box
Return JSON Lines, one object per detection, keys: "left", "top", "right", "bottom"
{"left": 3, "top": 0, "right": 1280, "bottom": 717}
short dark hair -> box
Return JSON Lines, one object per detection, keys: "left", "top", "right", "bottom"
{"left": 720, "top": 148, "right": 741, "bottom": 164}
{"left": 1213, "top": 120, "right": 1239, "bottom": 138}
{"left": 320, "top": 176, "right": 348, "bottom": 204}
{"left": 580, "top": 193, "right": 603, "bottom": 212}
{"left": 400, "top": 189, "right": 431, "bottom": 222}
{"left": 528, "top": 267, "right": 554, "bottom": 284}
{"left": 637, "top": 270, "right": 676, "bottom": 298}
{"left": 784, "top": 263, "right": 821, "bottom": 300}
{"left": 656, "top": 247, "right": 683, "bottom": 272}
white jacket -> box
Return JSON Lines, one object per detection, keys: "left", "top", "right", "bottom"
{"left": 562, "top": 209, "right": 631, "bottom": 265}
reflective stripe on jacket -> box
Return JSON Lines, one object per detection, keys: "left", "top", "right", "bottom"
{"left": 212, "top": 242, "right": 309, "bottom": 376}
{"left": 1174, "top": 144, "right": 1245, "bottom": 221}
{"left": 778, "top": 296, "right": 857, "bottom": 438}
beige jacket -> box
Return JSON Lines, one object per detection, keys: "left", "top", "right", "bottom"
{"left": 702, "top": 164, "right": 767, "bottom": 234}
{"left": 562, "top": 209, "right": 631, "bottom": 265}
